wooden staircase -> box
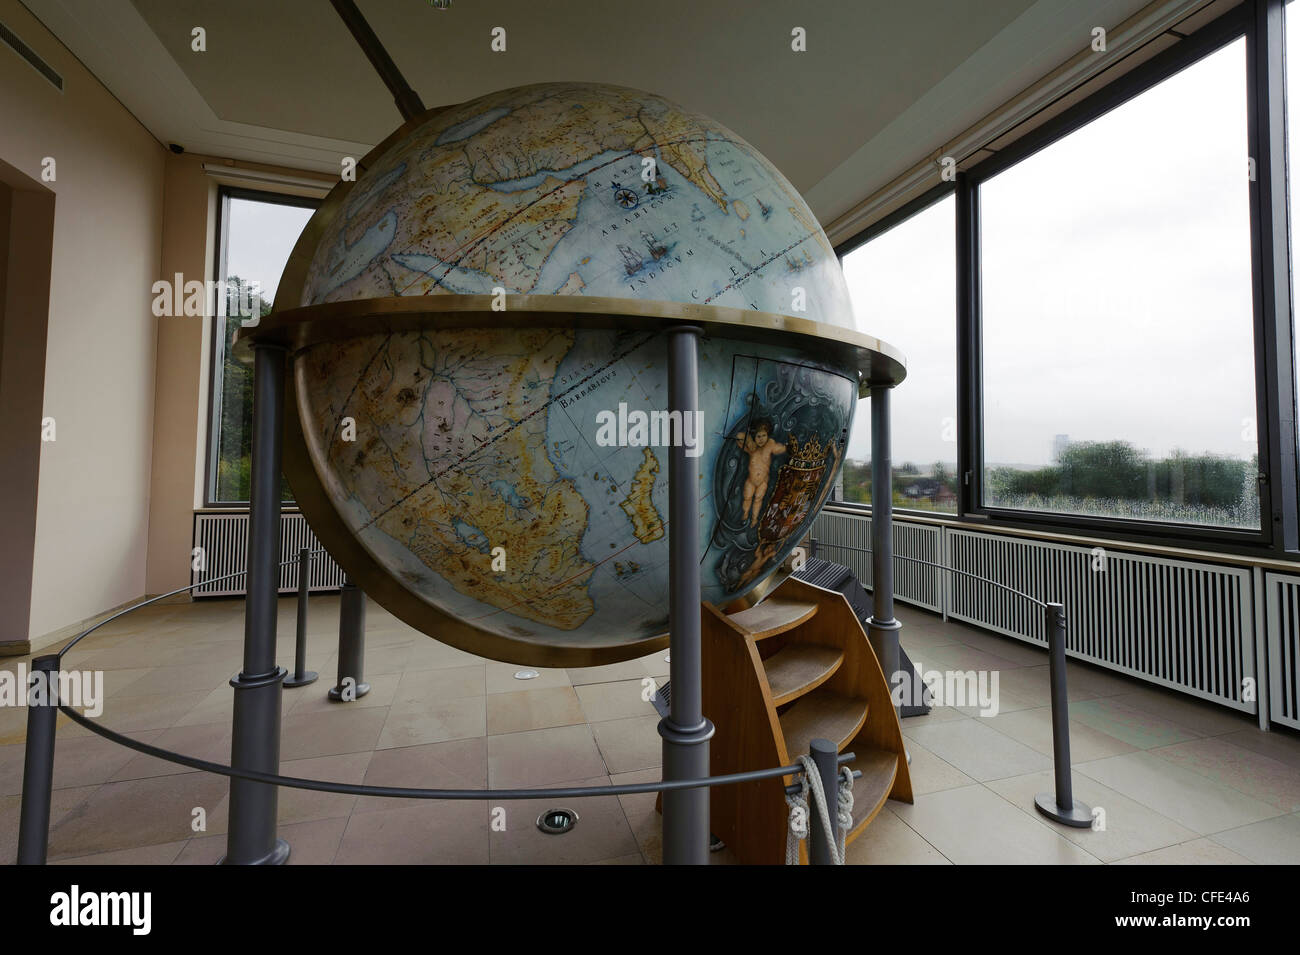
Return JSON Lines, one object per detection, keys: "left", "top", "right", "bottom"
{"left": 702, "top": 576, "right": 913, "bottom": 864}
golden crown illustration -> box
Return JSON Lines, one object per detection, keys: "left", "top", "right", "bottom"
{"left": 786, "top": 432, "right": 831, "bottom": 468}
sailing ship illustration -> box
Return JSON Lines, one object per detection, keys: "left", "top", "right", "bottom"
{"left": 618, "top": 244, "right": 642, "bottom": 276}
{"left": 641, "top": 231, "right": 668, "bottom": 260}
{"left": 619, "top": 232, "right": 669, "bottom": 276}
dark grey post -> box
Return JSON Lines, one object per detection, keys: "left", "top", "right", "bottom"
{"left": 284, "top": 548, "right": 318, "bottom": 688}
{"left": 328, "top": 576, "right": 369, "bottom": 701}
{"left": 866, "top": 385, "right": 902, "bottom": 708}
{"left": 16, "top": 654, "right": 59, "bottom": 864}
{"left": 806, "top": 738, "right": 840, "bottom": 866}
{"left": 223, "top": 343, "right": 290, "bottom": 865}
{"left": 659, "top": 325, "right": 714, "bottom": 865}
{"left": 1034, "top": 601, "right": 1092, "bottom": 827}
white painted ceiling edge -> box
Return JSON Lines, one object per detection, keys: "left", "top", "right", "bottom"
{"left": 22, "top": 0, "right": 373, "bottom": 170}
{"left": 23, "top": 0, "right": 1206, "bottom": 233}
{"left": 815, "top": 0, "right": 1215, "bottom": 245}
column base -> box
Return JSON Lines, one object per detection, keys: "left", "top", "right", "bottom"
{"left": 327, "top": 681, "right": 371, "bottom": 702}
{"left": 218, "top": 838, "right": 291, "bottom": 866}
{"left": 1034, "top": 792, "right": 1093, "bottom": 828}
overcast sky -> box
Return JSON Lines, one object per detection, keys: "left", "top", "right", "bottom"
{"left": 224, "top": 198, "right": 315, "bottom": 306}
{"left": 845, "top": 36, "right": 1259, "bottom": 469}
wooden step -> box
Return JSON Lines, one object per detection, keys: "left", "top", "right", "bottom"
{"left": 842, "top": 748, "right": 900, "bottom": 843}
{"left": 779, "top": 688, "right": 868, "bottom": 759}
{"left": 727, "top": 597, "right": 818, "bottom": 639}
{"left": 763, "top": 644, "right": 844, "bottom": 706}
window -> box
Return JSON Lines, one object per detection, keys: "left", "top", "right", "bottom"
{"left": 840, "top": 194, "right": 958, "bottom": 512}
{"left": 977, "top": 37, "right": 1260, "bottom": 530}
{"left": 208, "top": 189, "right": 316, "bottom": 504}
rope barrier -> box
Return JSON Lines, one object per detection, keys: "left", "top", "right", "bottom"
{"left": 809, "top": 539, "right": 1048, "bottom": 609}
{"left": 784, "top": 755, "right": 854, "bottom": 865}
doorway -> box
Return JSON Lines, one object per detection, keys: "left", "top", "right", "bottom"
{"left": 0, "top": 158, "right": 54, "bottom": 654}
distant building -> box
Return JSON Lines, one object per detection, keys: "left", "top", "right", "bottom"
{"left": 1052, "top": 434, "right": 1070, "bottom": 463}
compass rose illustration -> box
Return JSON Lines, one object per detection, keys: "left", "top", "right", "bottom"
{"left": 612, "top": 183, "right": 639, "bottom": 209}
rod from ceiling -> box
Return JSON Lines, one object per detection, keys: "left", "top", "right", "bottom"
{"left": 328, "top": 0, "right": 426, "bottom": 121}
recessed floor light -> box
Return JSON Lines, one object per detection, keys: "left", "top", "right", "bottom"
{"left": 537, "top": 808, "right": 578, "bottom": 834}
{"left": 514, "top": 669, "right": 539, "bottom": 680}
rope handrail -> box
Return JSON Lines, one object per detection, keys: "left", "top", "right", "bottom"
{"left": 53, "top": 702, "right": 848, "bottom": 800}
{"left": 808, "top": 539, "right": 1049, "bottom": 610}
{"left": 42, "top": 543, "right": 855, "bottom": 804}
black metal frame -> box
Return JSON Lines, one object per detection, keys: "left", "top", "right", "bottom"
{"left": 835, "top": 0, "right": 1300, "bottom": 561}
{"left": 203, "top": 185, "right": 319, "bottom": 509}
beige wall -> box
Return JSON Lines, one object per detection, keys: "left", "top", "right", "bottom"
{"left": 0, "top": 0, "right": 165, "bottom": 648}
{"left": 1, "top": 1, "right": 334, "bottom": 648}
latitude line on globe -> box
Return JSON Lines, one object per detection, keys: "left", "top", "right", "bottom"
{"left": 391, "top": 135, "right": 732, "bottom": 296}
{"left": 355, "top": 330, "right": 659, "bottom": 532}
{"left": 701, "top": 230, "right": 821, "bottom": 306}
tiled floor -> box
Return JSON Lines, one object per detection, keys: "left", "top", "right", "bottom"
{"left": 2, "top": 595, "right": 1298, "bottom": 864}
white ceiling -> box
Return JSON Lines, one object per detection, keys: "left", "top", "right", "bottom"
{"left": 22, "top": 0, "right": 1161, "bottom": 223}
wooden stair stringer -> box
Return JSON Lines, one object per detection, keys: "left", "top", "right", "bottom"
{"left": 700, "top": 603, "right": 788, "bottom": 863}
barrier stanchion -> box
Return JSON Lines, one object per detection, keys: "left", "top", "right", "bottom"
{"left": 16, "top": 655, "right": 59, "bottom": 865}
{"left": 328, "top": 576, "right": 369, "bottom": 702}
{"left": 284, "top": 548, "right": 318, "bottom": 688}
{"left": 1034, "top": 601, "right": 1092, "bottom": 827}
{"left": 806, "top": 738, "right": 840, "bottom": 866}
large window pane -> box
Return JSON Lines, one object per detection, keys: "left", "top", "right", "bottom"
{"left": 980, "top": 37, "right": 1259, "bottom": 529}
{"left": 841, "top": 195, "right": 958, "bottom": 512}
{"left": 209, "top": 192, "right": 315, "bottom": 503}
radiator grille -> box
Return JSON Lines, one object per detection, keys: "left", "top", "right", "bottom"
{"left": 809, "top": 510, "right": 1258, "bottom": 715}
{"left": 1264, "top": 572, "right": 1300, "bottom": 730}
{"left": 809, "top": 511, "right": 942, "bottom": 612}
{"left": 192, "top": 512, "right": 345, "bottom": 596}
{"left": 948, "top": 530, "right": 1253, "bottom": 712}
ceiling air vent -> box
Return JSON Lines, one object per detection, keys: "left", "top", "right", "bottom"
{"left": 0, "top": 20, "right": 63, "bottom": 92}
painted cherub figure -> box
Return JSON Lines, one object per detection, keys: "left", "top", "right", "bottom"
{"left": 734, "top": 416, "right": 788, "bottom": 527}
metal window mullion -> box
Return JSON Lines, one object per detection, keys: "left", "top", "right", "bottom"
{"left": 1250, "top": 0, "right": 1299, "bottom": 553}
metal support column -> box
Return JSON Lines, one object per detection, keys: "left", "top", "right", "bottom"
{"left": 15, "top": 654, "right": 60, "bottom": 864}
{"left": 328, "top": 576, "right": 370, "bottom": 701}
{"left": 1035, "top": 601, "right": 1092, "bottom": 827}
{"left": 284, "top": 548, "right": 318, "bottom": 688}
{"left": 866, "top": 385, "right": 902, "bottom": 708}
{"left": 223, "top": 343, "right": 290, "bottom": 865}
{"left": 659, "top": 325, "right": 715, "bottom": 865}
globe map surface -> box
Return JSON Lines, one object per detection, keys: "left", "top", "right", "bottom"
{"left": 291, "top": 82, "right": 863, "bottom": 661}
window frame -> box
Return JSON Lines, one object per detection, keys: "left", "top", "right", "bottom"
{"left": 962, "top": 1, "right": 1280, "bottom": 549}
{"left": 203, "top": 185, "right": 319, "bottom": 508}
{"left": 832, "top": 0, "right": 1300, "bottom": 559}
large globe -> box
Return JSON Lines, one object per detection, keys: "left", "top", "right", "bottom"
{"left": 264, "top": 82, "right": 902, "bottom": 665}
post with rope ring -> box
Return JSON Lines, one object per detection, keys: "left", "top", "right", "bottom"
{"left": 786, "top": 737, "right": 854, "bottom": 865}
